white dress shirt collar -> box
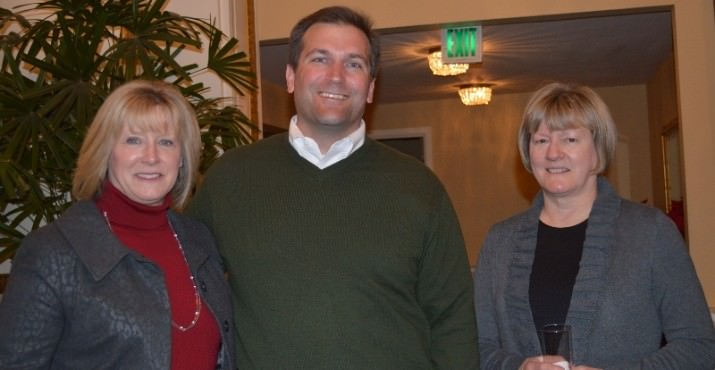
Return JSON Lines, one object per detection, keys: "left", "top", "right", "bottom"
{"left": 287, "top": 115, "right": 366, "bottom": 169}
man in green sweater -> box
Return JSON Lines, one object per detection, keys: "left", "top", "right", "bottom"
{"left": 188, "top": 6, "right": 479, "bottom": 369}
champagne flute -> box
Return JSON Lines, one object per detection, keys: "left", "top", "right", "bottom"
{"left": 539, "top": 323, "right": 573, "bottom": 370}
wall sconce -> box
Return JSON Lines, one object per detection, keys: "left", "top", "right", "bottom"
{"left": 458, "top": 84, "right": 492, "bottom": 105}
{"left": 427, "top": 48, "right": 469, "bottom": 76}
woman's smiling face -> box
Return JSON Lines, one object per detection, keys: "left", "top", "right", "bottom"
{"left": 108, "top": 112, "right": 182, "bottom": 206}
{"left": 529, "top": 123, "right": 599, "bottom": 201}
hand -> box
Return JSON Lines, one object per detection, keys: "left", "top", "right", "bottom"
{"left": 519, "top": 355, "right": 570, "bottom": 370}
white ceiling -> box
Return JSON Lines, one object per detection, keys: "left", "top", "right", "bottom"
{"left": 259, "top": 9, "right": 673, "bottom": 104}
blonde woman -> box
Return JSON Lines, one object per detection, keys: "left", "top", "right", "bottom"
{"left": 0, "top": 80, "right": 235, "bottom": 369}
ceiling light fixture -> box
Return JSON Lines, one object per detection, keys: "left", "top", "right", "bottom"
{"left": 458, "top": 84, "right": 492, "bottom": 105}
{"left": 427, "top": 48, "right": 469, "bottom": 76}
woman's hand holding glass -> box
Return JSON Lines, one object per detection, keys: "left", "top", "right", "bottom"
{"left": 519, "top": 355, "right": 572, "bottom": 370}
{"left": 519, "top": 356, "right": 602, "bottom": 370}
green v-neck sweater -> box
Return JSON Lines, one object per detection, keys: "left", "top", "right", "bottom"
{"left": 188, "top": 133, "right": 479, "bottom": 369}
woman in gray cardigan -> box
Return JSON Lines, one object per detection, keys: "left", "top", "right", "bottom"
{"left": 473, "top": 82, "right": 715, "bottom": 370}
{"left": 0, "top": 80, "right": 235, "bottom": 369}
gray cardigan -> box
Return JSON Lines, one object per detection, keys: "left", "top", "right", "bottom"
{"left": 0, "top": 201, "right": 236, "bottom": 370}
{"left": 474, "top": 177, "right": 715, "bottom": 370}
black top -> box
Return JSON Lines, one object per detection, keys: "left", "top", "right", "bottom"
{"left": 529, "top": 219, "right": 587, "bottom": 331}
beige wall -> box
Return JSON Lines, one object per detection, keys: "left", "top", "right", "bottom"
{"left": 254, "top": 0, "right": 715, "bottom": 308}
{"left": 602, "top": 86, "right": 653, "bottom": 205}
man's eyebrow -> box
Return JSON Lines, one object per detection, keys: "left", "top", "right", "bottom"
{"left": 303, "top": 48, "right": 368, "bottom": 60}
{"left": 346, "top": 53, "right": 368, "bottom": 61}
{"left": 303, "top": 48, "right": 328, "bottom": 56}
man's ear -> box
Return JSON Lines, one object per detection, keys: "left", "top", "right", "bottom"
{"left": 366, "top": 78, "right": 376, "bottom": 103}
{"left": 285, "top": 65, "right": 295, "bottom": 93}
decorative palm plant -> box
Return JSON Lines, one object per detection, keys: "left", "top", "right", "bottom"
{"left": 0, "top": 0, "right": 257, "bottom": 263}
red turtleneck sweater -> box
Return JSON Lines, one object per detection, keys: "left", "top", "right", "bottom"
{"left": 96, "top": 182, "right": 220, "bottom": 370}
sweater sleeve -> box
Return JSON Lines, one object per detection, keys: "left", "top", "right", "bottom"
{"left": 474, "top": 223, "right": 529, "bottom": 370}
{"left": 636, "top": 212, "right": 715, "bottom": 369}
{"left": 0, "top": 230, "right": 65, "bottom": 369}
{"left": 416, "top": 191, "right": 480, "bottom": 369}
{"left": 184, "top": 189, "right": 213, "bottom": 242}
{"left": 184, "top": 146, "right": 244, "bottom": 257}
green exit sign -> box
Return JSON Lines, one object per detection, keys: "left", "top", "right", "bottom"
{"left": 441, "top": 25, "right": 482, "bottom": 64}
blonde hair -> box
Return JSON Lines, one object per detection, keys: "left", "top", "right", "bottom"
{"left": 72, "top": 80, "right": 201, "bottom": 209}
{"left": 517, "top": 82, "right": 617, "bottom": 174}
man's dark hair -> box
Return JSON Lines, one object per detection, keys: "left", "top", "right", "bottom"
{"left": 288, "top": 6, "right": 380, "bottom": 79}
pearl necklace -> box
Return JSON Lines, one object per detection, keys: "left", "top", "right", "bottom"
{"left": 103, "top": 211, "right": 202, "bottom": 332}
{"left": 166, "top": 220, "right": 202, "bottom": 331}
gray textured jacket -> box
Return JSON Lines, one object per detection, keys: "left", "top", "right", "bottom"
{"left": 0, "top": 201, "right": 236, "bottom": 369}
{"left": 474, "top": 177, "right": 715, "bottom": 370}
